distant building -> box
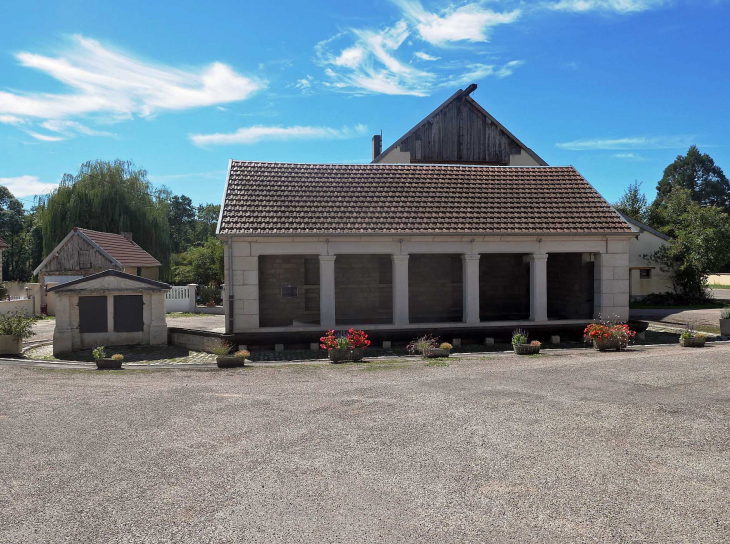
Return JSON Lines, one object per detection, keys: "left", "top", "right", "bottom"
{"left": 617, "top": 213, "right": 674, "bottom": 300}
{"left": 33, "top": 228, "right": 161, "bottom": 285}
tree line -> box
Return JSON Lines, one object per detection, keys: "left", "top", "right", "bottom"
{"left": 613, "top": 145, "right": 730, "bottom": 303}
{"left": 0, "top": 159, "right": 223, "bottom": 286}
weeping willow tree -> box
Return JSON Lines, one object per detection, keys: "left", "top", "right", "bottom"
{"left": 36, "top": 160, "right": 172, "bottom": 280}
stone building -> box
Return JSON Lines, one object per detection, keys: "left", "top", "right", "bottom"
{"left": 217, "top": 161, "right": 633, "bottom": 345}
{"left": 33, "top": 227, "right": 161, "bottom": 284}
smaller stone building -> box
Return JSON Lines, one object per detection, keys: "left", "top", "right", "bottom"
{"left": 49, "top": 270, "right": 169, "bottom": 356}
{"left": 33, "top": 227, "right": 161, "bottom": 284}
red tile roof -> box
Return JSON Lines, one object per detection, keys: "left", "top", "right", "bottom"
{"left": 77, "top": 228, "right": 161, "bottom": 267}
{"left": 218, "top": 162, "right": 632, "bottom": 235}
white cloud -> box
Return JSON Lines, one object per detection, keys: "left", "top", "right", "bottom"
{"left": 23, "top": 130, "right": 66, "bottom": 142}
{"left": 547, "top": 0, "right": 667, "bottom": 13}
{"left": 393, "top": 0, "right": 521, "bottom": 45}
{"left": 614, "top": 153, "right": 646, "bottom": 160}
{"left": 557, "top": 135, "right": 694, "bottom": 150}
{"left": 189, "top": 123, "right": 369, "bottom": 146}
{"left": 414, "top": 51, "right": 440, "bottom": 61}
{"left": 437, "top": 60, "right": 525, "bottom": 87}
{"left": 496, "top": 60, "right": 526, "bottom": 78}
{"left": 41, "top": 120, "right": 115, "bottom": 138}
{"left": 0, "top": 35, "right": 264, "bottom": 137}
{"left": 0, "top": 175, "right": 59, "bottom": 197}
{"left": 0, "top": 115, "right": 25, "bottom": 125}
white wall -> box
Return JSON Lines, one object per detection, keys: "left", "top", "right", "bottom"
{"left": 627, "top": 231, "right": 673, "bottom": 298}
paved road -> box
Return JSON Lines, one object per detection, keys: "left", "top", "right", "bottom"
{"left": 2, "top": 345, "right": 729, "bottom": 543}
{"left": 630, "top": 307, "right": 723, "bottom": 329}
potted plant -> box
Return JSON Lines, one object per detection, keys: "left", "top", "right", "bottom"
{"left": 679, "top": 326, "right": 706, "bottom": 348}
{"left": 0, "top": 311, "right": 35, "bottom": 355}
{"left": 584, "top": 315, "right": 636, "bottom": 351}
{"left": 512, "top": 329, "right": 541, "bottom": 355}
{"left": 213, "top": 342, "right": 243, "bottom": 368}
{"left": 429, "top": 342, "right": 453, "bottom": 358}
{"left": 320, "top": 329, "right": 370, "bottom": 363}
{"left": 720, "top": 309, "right": 730, "bottom": 336}
{"left": 407, "top": 334, "right": 436, "bottom": 358}
{"left": 93, "top": 346, "right": 123, "bottom": 370}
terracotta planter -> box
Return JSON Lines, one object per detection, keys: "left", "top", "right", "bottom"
{"left": 328, "top": 348, "right": 364, "bottom": 363}
{"left": 593, "top": 338, "right": 625, "bottom": 352}
{"left": 0, "top": 335, "right": 22, "bottom": 355}
{"left": 217, "top": 356, "right": 245, "bottom": 368}
{"left": 720, "top": 319, "right": 730, "bottom": 336}
{"left": 425, "top": 348, "right": 451, "bottom": 358}
{"left": 96, "top": 358, "right": 123, "bottom": 370}
{"left": 513, "top": 344, "right": 540, "bottom": 355}
{"left": 679, "top": 336, "right": 706, "bottom": 348}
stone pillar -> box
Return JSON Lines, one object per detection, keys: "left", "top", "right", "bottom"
{"left": 186, "top": 284, "right": 198, "bottom": 313}
{"left": 319, "top": 256, "right": 336, "bottom": 328}
{"left": 594, "top": 242, "right": 630, "bottom": 321}
{"left": 524, "top": 254, "right": 548, "bottom": 322}
{"left": 52, "top": 295, "right": 73, "bottom": 356}
{"left": 462, "top": 254, "right": 481, "bottom": 325}
{"left": 392, "top": 255, "right": 409, "bottom": 326}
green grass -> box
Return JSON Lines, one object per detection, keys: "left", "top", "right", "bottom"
{"left": 425, "top": 359, "right": 450, "bottom": 367}
{"left": 34, "top": 315, "right": 55, "bottom": 321}
{"left": 167, "top": 312, "right": 197, "bottom": 318}
{"left": 709, "top": 284, "right": 730, "bottom": 289}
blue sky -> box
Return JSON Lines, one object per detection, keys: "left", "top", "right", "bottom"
{"left": 1, "top": 0, "right": 728, "bottom": 208}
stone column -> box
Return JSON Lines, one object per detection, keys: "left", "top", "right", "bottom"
{"left": 594, "top": 244, "right": 630, "bottom": 321}
{"left": 392, "top": 255, "right": 409, "bottom": 326}
{"left": 462, "top": 254, "right": 481, "bottom": 325}
{"left": 319, "top": 256, "right": 337, "bottom": 328}
{"left": 524, "top": 254, "right": 548, "bottom": 322}
{"left": 186, "top": 284, "right": 198, "bottom": 313}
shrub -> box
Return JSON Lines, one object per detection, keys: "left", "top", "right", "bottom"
{"left": 0, "top": 312, "right": 35, "bottom": 341}
{"left": 721, "top": 308, "right": 730, "bottom": 320}
{"left": 347, "top": 329, "right": 371, "bottom": 349}
{"left": 530, "top": 340, "right": 541, "bottom": 347}
{"left": 235, "top": 349, "right": 250, "bottom": 360}
{"left": 211, "top": 342, "right": 234, "bottom": 356}
{"left": 320, "top": 329, "right": 370, "bottom": 350}
{"left": 92, "top": 346, "right": 106, "bottom": 361}
{"left": 407, "top": 334, "right": 438, "bottom": 356}
{"left": 198, "top": 284, "right": 221, "bottom": 306}
{"left": 111, "top": 354, "right": 124, "bottom": 362}
{"left": 439, "top": 342, "right": 453, "bottom": 350}
{"left": 511, "top": 329, "right": 528, "bottom": 346}
{"left": 584, "top": 315, "right": 636, "bottom": 349}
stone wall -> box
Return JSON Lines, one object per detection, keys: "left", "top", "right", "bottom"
{"left": 547, "top": 253, "right": 594, "bottom": 319}
{"left": 594, "top": 241, "right": 630, "bottom": 321}
{"left": 258, "top": 255, "right": 319, "bottom": 327}
{"left": 335, "top": 255, "right": 392, "bottom": 325}
{"left": 409, "top": 254, "right": 463, "bottom": 323}
{"left": 479, "top": 254, "right": 530, "bottom": 320}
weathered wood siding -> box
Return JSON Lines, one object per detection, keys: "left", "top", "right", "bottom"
{"left": 40, "top": 234, "right": 119, "bottom": 275}
{"left": 397, "top": 96, "right": 523, "bottom": 164}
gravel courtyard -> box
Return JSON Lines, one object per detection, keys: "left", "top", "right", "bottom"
{"left": 2, "top": 345, "right": 729, "bottom": 543}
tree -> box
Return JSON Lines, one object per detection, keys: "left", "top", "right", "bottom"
{"left": 171, "top": 238, "right": 224, "bottom": 286}
{"left": 167, "top": 195, "right": 196, "bottom": 253}
{"left": 36, "top": 160, "right": 171, "bottom": 279}
{"left": 194, "top": 203, "right": 220, "bottom": 242}
{"left": 647, "top": 187, "right": 730, "bottom": 303}
{"left": 653, "top": 145, "right": 730, "bottom": 212}
{"left": 613, "top": 180, "right": 649, "bottom": 223}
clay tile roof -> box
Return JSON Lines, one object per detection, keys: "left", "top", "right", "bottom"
{"left": 77, "top": 228, "right": 161, "bottom": 267}
{"left": 218, "top": 162, "right": 633, "bottom": 236}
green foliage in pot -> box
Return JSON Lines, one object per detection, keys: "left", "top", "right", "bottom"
{"left": 511, "top": 329, "right": 529, "bottom": 346}
{"left": 0, "top": 312, "right": 36, "bottom": 341}
{"left": 111, "top": 354, "right": 124, "bottom": 362}
{"left": 235, "top": 349, "right": 250, "bottom": 360}
{"left": 92, "top": 346, "right": 106, "bottom": 361}
{"left": 211, "top": 342, "right": 234, "bottom": 356}
{"left": 721, "top": 308, "right": 730, "bottom": 320}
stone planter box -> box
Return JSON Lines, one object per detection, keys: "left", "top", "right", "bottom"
{"left": 328, "top": 348, "right": 364, "bottom": 363}
{"left": 720, "top": 319, "right": 730, "bottom": 336}
{"left": 593, "top": 338, "right": 625, "bottom": 352}
{"left": 679, "top": 337, "right": 706, "bottom": 348}
{"left": 217, "top": 356, "right": 245, "bottom": 368}
{"left": 513, "top": 344, "right": 540, "bottom": 356}
{"left": 424, "top": 348, "right": 451, "bottom": 358}
{"left": 96, "top": 358, "right": 123, "bottom": 370}
{"left": 0, "top": 335, "right": 22, "bottom": 355}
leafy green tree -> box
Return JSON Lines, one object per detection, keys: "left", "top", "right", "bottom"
{"left": 613, "top": 180, "right": 649, "bottom": 223}
{"left": 652, "top": 146, "right": 730, "bottom": 214}
{"left": 36, "top": 160, "right": 171, "bottom": 279}
{"left": 0, "top": 187, "right": 39, "bottom": 281}
{"left": 167, "top": 195, "right": 196, "bottom": 253}
{"left": 194, "top": 203, "right": 220, "bottom": 242}
{"left": 648, "top": 188, "right": 730, "bottom": 303}
{"left": 172, "top": 238, "right": 224, "bottom": 286}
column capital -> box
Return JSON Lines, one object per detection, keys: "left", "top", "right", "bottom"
{"left": 319, "top": 255, "right": 337, "bottom": 262}
{"left": 523, "top": 253, "right": 548, "bottom": 263}
{"left": 391, "top": 254, "right": 409, "bottom": 262}
{"left": 461, "top": 254, "right": 481, "bottom": 261}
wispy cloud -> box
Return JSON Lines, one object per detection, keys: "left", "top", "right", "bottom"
{"left": 0, "top": 115, "right": 25, "bottom": 125}
{"left": 556, "top": 135, "right": 695, "bottom": 150}
{"left": 0, "top": 35, "right": 265, "bottom": 140}
{"left": 414, "top": 51, "right": 440, "bottom": 61}
{"left": 189, "top": 123, "right": 369, "bottom": 146}
{"left": 438, "top": 60, "right": 525, "bottom": 87}
{"left": 614, "top": 153, "right": 646, "bottom": 160}
{"left": 23, "top": 130, "right": 66, "bottom": 142}
{"left": 0, "top": 175, "right": 58, "bottom": 197}
{"left": 41, "top": 120, "right": 116, "bottom": 138}
{"left": 546, "top": 0, "right": 667, "bottom": 13}
{"left": 393, "top": 0, "right": 522, "bottom": 45}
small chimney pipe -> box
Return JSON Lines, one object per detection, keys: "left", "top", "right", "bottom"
{"left": 372, "top": 134, "right": 382, "bottom": 160}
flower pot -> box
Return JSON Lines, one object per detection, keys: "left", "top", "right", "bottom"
{"left": 96, "top": 358, "right": 123, "bottom": 370}
{"left": 217, "top": 356, "right": 244, "bottom": 368}
{"left": 720, "top": 319, "right": 730, "bottom": 336}
{"left": 425, "top": 348, "right": 451, "bottom": 358}
{"left": 513, "top": 344, "right": 540, "bottom": 355}
{"left": 0, "top": 335, "right": 23, "bottom": 355}
{"left": 327, "top": 348, "right": 365, "bottom": 363}
{"left": 679, "top": 337, "right": 706, "bottom": 348}
{"left": 593, "top": 338, "right": 625, "bottom": 351}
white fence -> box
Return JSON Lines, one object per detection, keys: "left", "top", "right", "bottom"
{"left": 165, "top": 285, "right": 196, "bottom": 313}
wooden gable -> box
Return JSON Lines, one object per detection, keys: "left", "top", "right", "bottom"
{"left": 41, "top": 233, "right": 119, "bottom": 274}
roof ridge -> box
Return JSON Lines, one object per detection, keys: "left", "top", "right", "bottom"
{"left": 230, "top": 160, "right": 573, "bottom": 169}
